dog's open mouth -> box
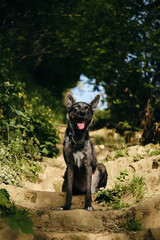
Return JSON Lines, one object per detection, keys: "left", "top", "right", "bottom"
{"left": 77, "top": 122, "right": 85, "bottom": 130}
{"left": 76, "top": 119, "right": 85, "bottom": 130}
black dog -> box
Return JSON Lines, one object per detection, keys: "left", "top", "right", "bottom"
{"left": 60, "top": 93, "right": 108, "bottom": 211}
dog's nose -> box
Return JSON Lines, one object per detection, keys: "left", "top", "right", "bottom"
{"left": 79, "top": 109, "right": 85, "bottom": 116}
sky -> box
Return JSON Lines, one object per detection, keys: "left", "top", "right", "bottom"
{"left": 71, "top": 74, "right": 107, "bottom": 110}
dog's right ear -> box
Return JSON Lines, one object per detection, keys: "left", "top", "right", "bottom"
{"left": 66, "top": 92, "right": 75, "bottom": 109}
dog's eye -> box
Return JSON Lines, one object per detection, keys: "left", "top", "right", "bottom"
{"left": 74, "top": 108, "right": 78, "bottom": 113}
{"left": 84, "top": 106, "right": 89, "bottom": 111}
{"left": 74, "top": 105, "right": 81, "bottom": 112}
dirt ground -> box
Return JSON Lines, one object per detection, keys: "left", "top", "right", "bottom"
{"left": 0, "top": 125, "right": 160, "bottom": 240}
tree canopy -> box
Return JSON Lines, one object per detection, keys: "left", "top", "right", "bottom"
{"left": 0, "top": 0, "right": 160, "bottom": 132}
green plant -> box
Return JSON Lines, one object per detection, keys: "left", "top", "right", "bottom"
{"left": 119, "top": 121, "right": 132, "bottom": 130}
{"left": 94, "top": 136, "right": 106, "bottom": 145}
{"left": 122, "top": 217, "right": 144, "bottom": 231}
{"left": 133, "top": 154, "right": 143, "bottom": 161}
{"left": 0, "top": 188, "right": 34, "bottom": 234}
{"left": 0, "top": 74, "right": 60, "bottom": 185}
{"left": 114, "top": 147, "right": 129, "bottom": 159}
{"left": 95, "top": 171, "right": 145, "bottom": 209}
{"left": 92, "top": 109, "right": 111, "bottom": 129}
{"left": 150, "top": 150, "right": 160, "bottom": 156}
{"left": 95, "top": 184, "right": 129, "bottom": 210}
{"left": 116, "top": 169, "right": 128, "bottom": 182}
{"left": 0, "top": 78, "right": 60, "bottom": 157}
{"left": 129, "top": 176, "right": 145, "bottom": 203}
{"left": 0, "top": 139, "right": 42, "bottom": 186}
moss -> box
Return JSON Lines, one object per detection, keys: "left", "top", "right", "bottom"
{"left": 31, "top": 193, "right": 37, "bottom": 203}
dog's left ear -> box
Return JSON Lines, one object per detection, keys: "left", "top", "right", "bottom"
{"left": 90, "top": 94, "right": 100, "bottom": 112}
{"left": 66, "top": 92, "right": 76, "bottom": 109}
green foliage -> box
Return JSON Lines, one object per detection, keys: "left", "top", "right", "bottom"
{"left": 92, "top": 109, "right": 112, "bottom": 129}
{"left": 95, "top": 170, "right": 145, "bottom": 209}
{"left": 0, "top": 140, "right": 42, "bottom": 185}
{"left": 133, "top": 154, "right": 143, "bottom": 162}
{"left": 0, "top": 58, "right": 60, "bottom": 186}
{"left": 0, "top": 0, "right": 160, "bottom": 133}
{"left": 0, "top": 188, "right": 34, "bottom": 234}
{"left": 114, "top": 147, "right": 129, "bottom": 159}
{"left": 129, "top": 175, "right": 145, "bottom": 203}
{"left": 95, "top": 184, "right": 129, "bottom": 210}
{"left": 118, "top": 121, "right": 132, "bottom": 131}
{"left": 94, "top": 136, "right": 106, "bottom": 145}
{"left": 150, "top": 150, "right": 160, "bottom": 156}
{"left": 122, "top": 217, "right": 144, "bottom": 231}
{"left": 0, "top": 79, "right": 60, "bottom": 157}
{"left": 116, "top": 169, "right": 128, "bottom": 182}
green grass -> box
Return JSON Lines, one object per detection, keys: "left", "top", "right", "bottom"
{"left": 114, "top": 147, "right": 129, "bottom": 159}
{"left": 122, "top": 217, "right": 144, "bottom": 231}
{"left": 150, "top": 150, "right": 160, "bottom": 156}
{"left": 133, "top": 154, "right": 143, "bottom": 161}
{"left": 95, "top": 170, "right": 145, "bottom": 210}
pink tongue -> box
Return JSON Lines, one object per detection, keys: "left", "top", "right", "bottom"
{"left": 77, "top": 123, "right": 85, "bottom": 130}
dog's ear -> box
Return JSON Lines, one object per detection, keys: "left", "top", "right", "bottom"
{"left": 66, "top": 92, "right": 76, "bottom": 109}
{"left": 90, "top": 94, "right": 100, "bottom": 112}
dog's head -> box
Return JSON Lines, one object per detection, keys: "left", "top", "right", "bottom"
{"left": 66, "top": 92, "right": 100, "bottom": 131}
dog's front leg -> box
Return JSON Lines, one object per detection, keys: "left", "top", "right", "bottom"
{"left": 61, "top": 166, "right": 74, "bottom": 210}
{"left": 64, "top": 166, "right": 74, "bottom": 210}
{"left": 85, "top": 165, "right": 94, "bottom": 211}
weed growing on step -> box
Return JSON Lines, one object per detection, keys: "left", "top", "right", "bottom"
{"left": 122, "top": 217, "right": 144, "bottom": 231}
{"left": 133, "top": 153, "right": 143, "bottom": 161}
{"left": 94, "top": 136, "right": 106, "bottom": 145}
{"left": 150, "top": 150, "right": 160, "bottom": 156}
{"left": 95, "top": 170, "right": 145, "bottom": 209}
{"left": 129, "top": 175, "right": 145, "bottom": 203}
{"left": 0, "top": 188, "right": 34, "bottom": 234}
{"left": 114, "top": 147, "right": 129, "bottom": 159}
{"left": 116, "top": 169, "right": 128, "bottom": 182}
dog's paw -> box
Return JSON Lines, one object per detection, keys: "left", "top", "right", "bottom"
{"left": 85, "top": 206, "right": 94, "bottom": 211}
{"left": 58, "top": 206, "right": 70, "bottom": 210}
{"left": 59, "top": 206, "right": 65, "bottom": 211}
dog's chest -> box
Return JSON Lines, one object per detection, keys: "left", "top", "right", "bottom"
{"left": 73, "top": 151, "right": 84, "bottom": 168}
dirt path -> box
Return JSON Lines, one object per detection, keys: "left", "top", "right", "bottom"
{"left": 1, "top": 126, "right": 160, "bottom": 240}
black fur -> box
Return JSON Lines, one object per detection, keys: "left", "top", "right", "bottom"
{"left": 60, "top": 93, "right": 108, "bottom": 211}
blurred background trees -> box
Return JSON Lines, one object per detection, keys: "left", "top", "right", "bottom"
{"left": 0, "top": 0, "right": 160, "bottom": 143}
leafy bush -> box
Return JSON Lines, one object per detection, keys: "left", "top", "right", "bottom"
{"left": 0, "top": 79, "right": 60, "bottom": 157}
{"left": 0, "top": 58, "right": 60, "bottom": 185}
{"left": 91, "top": 109, "right": 112, "bottom": 129}
{"left": 0, "top": 188, "right": 33, "bottom": 234}
{"left": 95, "top": 170, "right": 145, "bottom": 209}
{"left": 0, "top": 140, "right": 41, "bottom": 185}
{"left": 92, "top": 110, "right": 134, "bottom": 131}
